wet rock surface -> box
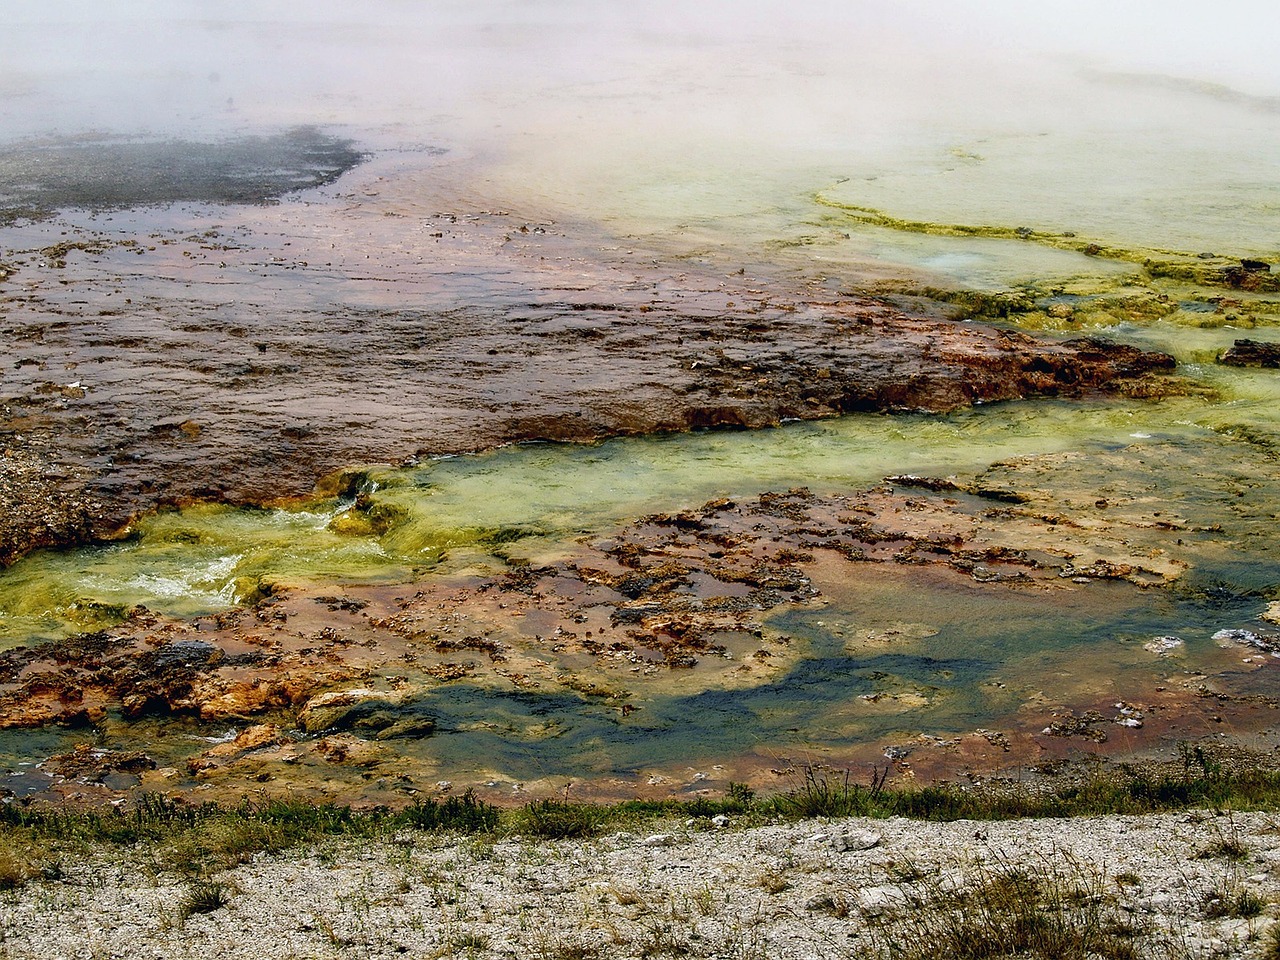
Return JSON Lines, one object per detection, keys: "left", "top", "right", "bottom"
{"left": 0, "top": 128, "right": 366, "bottom": 224}
{"left": 42, "top": 744, "right": 156, "bottom": 782}
{"left": 0, "top": 443, "right": 107, "bottom": 565}
{"left": 2, "top": 476, "right": 1272, "bottom": 806}
{"left": 1219, "top": 338, "right": 1280, "bottom": 368}
{"left": 0, "top": 150, "right": 1181, "bottom": 565}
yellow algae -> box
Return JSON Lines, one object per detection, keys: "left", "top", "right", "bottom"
{"left": 6, "top": 382, "right": 1280, "bottom": 648}
{"left": 816, "top": 195, "right": 1279, "bottom": 330}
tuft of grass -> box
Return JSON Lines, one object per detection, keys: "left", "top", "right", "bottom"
{"left": 0, "top": 839, "right": 42, "bottom": 890}
{"left": 180, "top": 879, "right": 231, "bottom": 919}
{"left": 725, "top": 781, "right": 755, "bottom": 806}
{"left": 634, "top": 919, "right": 693, "bottom": 959}
{"left": 449, "top": 932, "right": 490, "bottom": 951}
{"left": 1196, "top": 815, "right": 1250, "bottom": 862}
{"left": 165, "top": 818, "right": 286, "bottom": 872}
{"left": 1197, "top": 837, "right": 1250, "bottom": 861}
{"left": 1262, "top": 922, "right": 1280, "bottom": 960}
{"left": 886, "top": 861, "right": 929, "bottom": 884}
{"left": 771, "top": 764, "right": 888, "bottom": 819}
{"left": 865, "top": 858, "right": 1149, "bottom": 960}
{"left": 757, "top": 870, "right": 792, "bottom": 895}
{"left": 690, "top": 884, "right": 718, "bottom": 916}
{"left": 609, "top": 884, "right": 645, "bottom": 907}
{"left": 1201, "top": 877, "right": 1266, "bottom": 919}
{"left": 397, "top": 791, "right": 499, "bottom": 833}
{"left": 515, "top": 799, "right": 606, "bottom": 839}
{"left": 532, "top": 931, "right": 602, "bottom": 960}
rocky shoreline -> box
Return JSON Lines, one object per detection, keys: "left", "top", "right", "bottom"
{"left": 3, "top": 475, "right": 1277, "bottom": 808}
{"left": 3, "top": 809, "right": 1279, "bottom": 959}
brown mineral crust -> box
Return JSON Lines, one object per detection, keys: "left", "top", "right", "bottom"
{"left": 1, "top": 472, "right": 1274, "bottom": 803}
{"left": 0, "top": 307, "right": 1176, "bottom": 567}
{"left": 0, "top": 479, "right": 1180, "bottom": 739}
{"left": 0, "top": 160, "right": 1181, "bottom": 567}
{"left": 1218, "top": 338, "right": 1280, "bottom": 368}
{"left": 0, "top": 443, "right": 107, "bottom": 566}
{"left": 0, "top": 607, "right": 368, "bottom": 731}
{"left": 43, "top": 743, "right": 157, "bottom": 781}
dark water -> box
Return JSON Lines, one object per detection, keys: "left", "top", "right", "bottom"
{"left": 0, "top": 128, "right": 366, "bottom": 223}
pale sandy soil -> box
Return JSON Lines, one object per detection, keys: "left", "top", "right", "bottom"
{"left": 3, "top": 810, "right": 1280, "bottom": 959}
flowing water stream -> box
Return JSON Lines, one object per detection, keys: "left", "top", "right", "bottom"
{"left": 1, "top": 386, "right": 1275, "bottom": 649}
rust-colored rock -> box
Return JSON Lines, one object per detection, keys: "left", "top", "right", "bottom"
{"left": 1219, "top": 338, "right": 1280, "bottom": 368}
{"left": 44, "top": 744, "right": 156, "bottom": 781}
{"left": 0, "top": 177, "right": 1183, "bottom": 567}
{"left": 206, "top": 724, "right": 290, "bottom": 758}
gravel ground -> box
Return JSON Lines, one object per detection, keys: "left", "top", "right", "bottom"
{"left": 4, "top": 810, "right": 1280, "bottom": 959}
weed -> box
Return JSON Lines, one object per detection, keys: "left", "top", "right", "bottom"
{"left": 610, "top": 885, "right": 645, "bottom": 907}
{"left": 0, "top": 845, "right": 39, "bottom": 890}
{"left": 1197, "top": 815, "right": 1250, "bottom": 861}
{"left": 309, "top": 913, "right": 349, "bottom": 948}
{"left": 165, "top": 818, "right": 285, "bottom": 872}
{"left": 1201, "top": 877, "right": 1266, "bottom": 919}
{"left": 449, "top": 931, "right": 490, "bottom": 951}
{"left": 772, "top": 764, "right": 888, "bottom": 819}
{"left": 806, "top": 893, "right": 853, "bottom": 918}
{"left": 532, "top": 931, "right": 602, "bottom": 960}
{"left": 1261, "top": 922, "right": 1280, "bottom": 960}
{"left": 864, "top": 856, "right": 1152, "bottom": 960}
{"left": 720, "top": 923, "right": 770, "bottom": 960}
{"left": 726, "top": 781, "right": 755, "bottom": 805}
{"left": 757, "top": 870, "right": 791, "bottom": 895}
{"left": 179, "top": 879, "right": 231, "bottom": 919}
{"left": 516, "top": 799, "right": 605, "bottom": 839}
{"left": 396, "top": 791, "right": 499, "bottom": 833}
{"left": 886, "top": 861, "right": 929, "bottom": 884}
{"left": 1197, "top": 836, "right": 1250, "bottom": 861}
{"left": 634, "top": 918, "right": 692, "bottom": 958}
{"left": 1179, "top": 742, "right": 1223, "bottom": 784}
{"left": 690, "top": 884, "right": 717, "bottom": 916}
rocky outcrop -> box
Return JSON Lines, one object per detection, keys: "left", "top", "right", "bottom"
{"left": 1218, "top": 338, "right": 1280, "bottom": 368}
{"left": 0, "top": 614, "right": 360, "bottom": 732}
{"left": 0, "top": 209, "right": 1184, "bottom": 568}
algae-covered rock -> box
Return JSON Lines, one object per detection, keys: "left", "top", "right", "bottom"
{"left": 328, "top": 494, "right": 405, "bottom": 537}
{"left": 297, "top": 688, "right": 437, "bottom": 739}
{"left": 315, "top": 733, "right": 394, "bottom": 767}
{"left": 297, "top": 688, "right": 378, "bottom": 733}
